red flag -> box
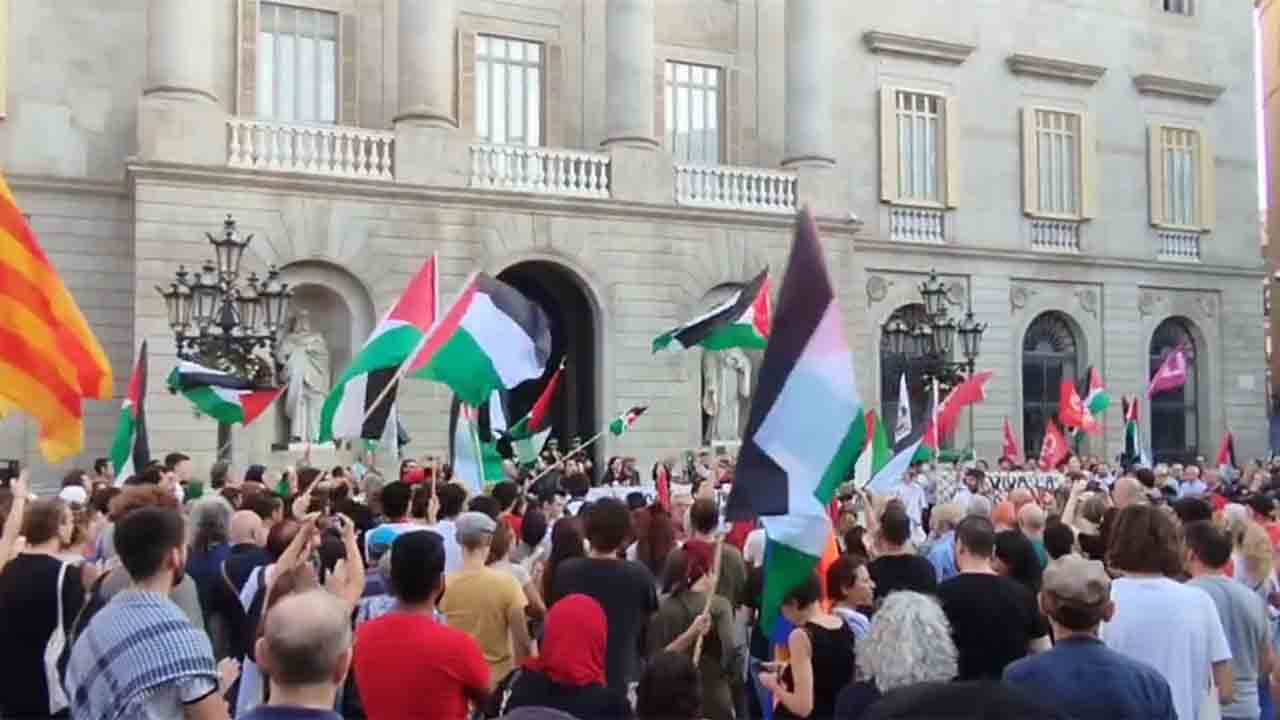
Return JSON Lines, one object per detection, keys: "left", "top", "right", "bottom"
{"left": 1148, "top": 348, "right": 1188, "bottom": 397}
{"left": 1217, "top": 431, "right": 1236, "bottom": 471}
{"left": 936, "top": 371, "right": 992, "bottom": 442}
{"left": 1002, "top": 417, "right": 1024, "bottom": 464}
{"left": 1039, "top": 418, "right": 1069, "bottom": 470}
{"left": 1058, "top": 379, "right": 1088, "bottom": 430}
{"left": 655, "top": 462, "right": 672, "bottom": 512}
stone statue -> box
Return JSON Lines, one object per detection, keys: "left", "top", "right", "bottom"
{"left": 277, "top": 309, "right": 331, "bottom": 443}
{"left": 702, "top": 348, "right": 751, "bottom": 444}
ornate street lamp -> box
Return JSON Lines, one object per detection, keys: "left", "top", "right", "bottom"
{"left": 880, "top": 268, "right": 987, "bottom": 390}
{"left": 883, "top": 317, "right": 911, "bottom": 356}
{"left": 919, "top": 270, "right": 949, "bottom": 319}
{"left": 157, "top": 215, "right": 292, "bottom": 459}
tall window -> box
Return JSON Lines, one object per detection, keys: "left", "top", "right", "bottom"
{"left": 1162, "top": 0, "right": 1193, "bottom": 15}
{"left": 1162, "top": 127, "right": 1198, "bottom": 227}
{"left": 880, "top": 304, "right": 932, "bottom": 432}
{"left": 256, "top": 3, "right": 338, "bottom": 123}
{"left": 1022, "top": 312, "right": 1079, "bottom": 459}
{"left": 1149, "top": 318, "right": 1199, "bottom": 463}
{"left": 895, "top": 91, "right": 942, "bottom": 202}
{"left": 475, "top": 35, "right": 543, "bottom": 146}
{"left": 664, "top": 61, "right": 721, "bottom": 165}
{"left": 1032, "top": 110, "right": 1080, "bottom": 215}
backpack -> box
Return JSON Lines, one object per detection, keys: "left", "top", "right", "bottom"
{"left": 68, "top": 568, "right": 112, "bottom": 651}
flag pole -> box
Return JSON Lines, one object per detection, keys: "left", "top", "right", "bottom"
{"left": 523, "top": 427, "right": 609, "bottom": 491}
{"left": 692, "top": 532, "right": 724, "bottom": 665}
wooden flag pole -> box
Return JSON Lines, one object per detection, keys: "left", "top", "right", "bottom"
{"left": 691, "top": 533, "right": 725, "bottom": 665}
{"left": 523, "top": 427, "right": 608, "bottom": 491}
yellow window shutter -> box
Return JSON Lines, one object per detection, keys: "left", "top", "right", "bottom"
{"left": 1080, "top": 111, "right": 1098, "bottom": 220}
{"left": 1020, "top": 106, "right": 1037, "bottom": 215}
{"left": 944, "top": 94, "right": 960, "bottom": 208}
{"left": 457, "top": 30, "right": 476, "bottom": 136}
{"left": 1147, "top": 123, "right": 1164, "bottom": 226}
{"left": 1198, "top": 132, "right": 1215, "bottom": 231}
{"left": 544, "top": 44, "right": 563, "bottom": 148}
{"left": 237, "top": 0, "right": 260, "bottom": 117}
{"left": 879, "top": 87, "right": 898, "bottom": 203}
{"left": 339, "top": 13, "right": 358, "bottom": 126}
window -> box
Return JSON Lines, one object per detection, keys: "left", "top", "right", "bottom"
{"left": 1149, "top": 123, "right": 1214, "bottom": 229}
{"left": 475, "top": 35, "right": 543, "bottom": 146}
{"left": 879, "top": 88, "right": 958, "bottom": 206}
{"left": 1149, "top": 317, "right": 1199, "bottom": 462}
{"left": 664, "top": 61, "right": 721, "bottom": 165}
{"left": 1162, "top": 0, "right": 1194, "bottom": 15}
{"left": 256, "top": 3, "right": 338, "bottom": 123}
{"left": 1021, "top": 108, "right": 1097, "bottom": 218}
{"left": 1021, "top": 312, "right": 1079, "bottom": 460}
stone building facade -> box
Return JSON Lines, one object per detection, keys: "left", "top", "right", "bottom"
{"left": 0, "top": 0, "right": 1267, "bottom": 486}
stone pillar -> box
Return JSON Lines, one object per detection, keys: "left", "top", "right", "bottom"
{"left": 603, "top": 0, "right": 657, "bottom": 148}
{"left": 395, "top": 0, "right": 457, "bottom": 127}
{"left": 394, "top": 0, "right": 468, "bottom": 186}
{"left": 782, "top": 0, "right": 834, "bottom": 168}
{"left": 136, "top": 0, "right": 225, "bottom": 165}
{"left": 145, "top": 0, "right": 217, "bottom": 102}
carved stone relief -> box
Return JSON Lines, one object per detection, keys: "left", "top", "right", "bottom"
{"left": 866, "top": 275, "right": 889, "bottom": 305}
{"left": 1010, "top": 285, "right": 1031, "bottom": 313}
{"left": 1076, "top": 288, "right": 1098, "bottom": 318}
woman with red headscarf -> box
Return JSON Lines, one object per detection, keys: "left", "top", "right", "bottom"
{"left": 501, "top": 593, "right": 634, "bottom": 719}
{"left": 648, "top": 538, "right": 736, "bottom": 720}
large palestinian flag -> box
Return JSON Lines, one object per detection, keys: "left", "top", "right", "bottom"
{"left": 167, "top": 362, "right": 282, "bottom": 426}
{"left": 109, "top": 342, "right": 150, "bottom": 485}
{"left": 726, "top": 209, "right": 861, "bottom": 635}
{"left": 319, "top": 256, "right": 438, "bottom": 442}
{"left": 652, "top": 268, "right": 772, "bottom": 353}
{"left": 405, "top": 273, "right": 552, "bottom": 407}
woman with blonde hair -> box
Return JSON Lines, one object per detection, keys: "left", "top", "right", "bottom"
{"left": 1233, "top": 520, "right": 1278, "bottom": 603}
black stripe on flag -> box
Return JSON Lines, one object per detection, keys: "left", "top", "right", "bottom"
{"left": 134, "top": 341, "right": 152, "bottom": 472}
{"left": 726, "top": 209, "right": 833, "bottom": 521}
{"left": 668, "top": 268, "right": 769, "bottom": 348}
{"left": 475, "top": 274, "right": 554, "bottom": 370}
{"left": 174, "top": 370, "right": 256, "bottom": 391}
{"left": 360, "top": 367, "right": 398, "bottom": 440}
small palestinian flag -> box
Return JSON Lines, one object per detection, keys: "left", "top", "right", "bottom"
{"left": 609, "top": 405, "right": 648, "bottom": 436}
{"left": 508, "top": 361, "right": 564, "bottom": 465}
{"left": 652, "top": 268, "right": 772, "bottom": 353}
{"left": 1217, "top": 430, "right": 1237, "bottom": 475}
{"left": 167, "top": 361, "right": 283, "bottom": 426}
{"left": 109, "top": 342, "right": 150, "bottom": 485}
{"left": 1121, "top": 395, "right": 1142, "bottom": 468}
{"left": 405, "top": 273, "right": 552, "bottom": 407}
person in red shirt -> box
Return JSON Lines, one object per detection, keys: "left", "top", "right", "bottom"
{"left": 354, "top": 530, "right": 490, "bottom": 720}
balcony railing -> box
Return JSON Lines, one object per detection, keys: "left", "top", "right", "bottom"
{"left": 1157, "top": 230, "right": 1202, "bottom": 262}
{"left": 469, "top": 144, "right": 611, "bottom": 198}
{"left": 1029, "top": 218, "right": 1081, "bottom": 253}
{"left": 227, "top": 119, "right": 394, "bottom": 179}
{"left": 889, "top": 206, "right": 946, "bottom": 244}
{"left": 673, "top": 164, "right": 797, "bottom": 214}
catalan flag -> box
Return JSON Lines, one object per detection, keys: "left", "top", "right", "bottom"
{"left": 0, "top": 176, "right": 112, "bottom": 464}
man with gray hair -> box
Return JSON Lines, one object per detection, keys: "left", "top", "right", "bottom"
{"left": 241, "top": 589, "right": 352, "bottom": 720}
{"left": 1018, "top": 504, "right": 1049, "bottom": 569}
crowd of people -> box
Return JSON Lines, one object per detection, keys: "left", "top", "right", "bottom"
{"left": 3, "top": 446, "right": 1280, "bottom": 720}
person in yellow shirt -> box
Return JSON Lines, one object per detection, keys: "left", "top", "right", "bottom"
{"left": 439, "top": 511, "right": 532, "bottom": 685}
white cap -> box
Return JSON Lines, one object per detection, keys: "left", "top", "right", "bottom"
{"left": 58, "top": 486, "right": 88, "bottom": 505}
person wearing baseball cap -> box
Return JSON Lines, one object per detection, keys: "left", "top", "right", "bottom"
{"left": 1004, "top": 556, "right": 1175, "bottom": 718}
{"left": 440, "top": 511, "right": 532, "bottom": 685}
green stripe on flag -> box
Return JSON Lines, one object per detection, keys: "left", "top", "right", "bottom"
{"left": 817, "top": 412, "right": 867, "bottom": 506}
{"left": 182, "top": 385, "right": 247, "bottom": 425}
{"left": 701, "top": 323, "right": 767, "bottom": 351}
{"left": 761, "top": 539, "right": 821, "bottom": 637}
{"left": 414, "top": 330, "right": 505, "bottom": 407}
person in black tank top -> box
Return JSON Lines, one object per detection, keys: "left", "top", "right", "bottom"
{"left": 757, "top": 572, "right": 856, "bottom": 720}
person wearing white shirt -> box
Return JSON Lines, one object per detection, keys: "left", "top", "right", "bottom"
{"left": 892, "top": 468, "right": 928, "bottom": 544}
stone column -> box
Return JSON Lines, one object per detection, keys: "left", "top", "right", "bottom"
{"left": 145, "top": 0, "right": 217, "bottom": 103}
{"left": 782, "top": 0, "right": 834, "bottom": 168}
{"left": 137, "top": 0, "right": 225, "bottom": 165}
{"left": 603, "top": 0, "right": 657, "bottom": 148}
{"left": 396, "top": 0, "right": 457, "bottom": 127}
{"left": 394, "top": 0, "right": 468, "bottom": 186}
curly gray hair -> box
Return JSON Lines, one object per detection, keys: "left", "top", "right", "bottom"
{"left": 856, "top": 591, "right": 958, "bottom": 693}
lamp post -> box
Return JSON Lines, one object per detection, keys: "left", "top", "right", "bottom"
{"left": 156, "top": 215, "right": 292, "bottom": 460}
{"left": 880, "top": 269, "right": 987, "bottom": 451}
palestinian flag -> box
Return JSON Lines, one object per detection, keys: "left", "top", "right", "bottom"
{"left": 652, "top": 268, "right": 772, "bottom": 353}
{"left": 1078, "top": 366, "right": 1110, "bottom": 433}
{"left": 167, "top": 361, "right": 282, "bottom": 426}
{"left": 109, "top": 342, "right": 150, "bottom": 485}
{"left": 1121, "top": 395, "right": 1142, "bottom": 468}
{"left": 320, "top": 256, "right": 438, "bottom": 442}
{"left": 1216, "top": 430, "right": 1236, "bottom": 474}
{"left": 508, "top": 361, "right": 564, "bottom": 464}
{"left": 853, "top": 410, "right": 892, "bottom": 490}
{"left": 451, "top": 402, "right": 506, "bottom": 494}
{"left": 405, "top": 273, "right": 552, "bottom": 407}
{"left": 726, "top": 209, "right": 864, "bottom": 635}
{"left": 609, "top": 405, "right": 648, "bottom": 436}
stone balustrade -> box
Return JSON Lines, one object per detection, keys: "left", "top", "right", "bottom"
{"left": 227, "top": 119, "right": 394, "bottom": 179}
{"left": 673, "top": 164, "right": 797, "bottom": 214}
{"left": 469, "top": 144, "right": 611, "bottom": 198}
{"left": 890, "top": 206, "right": 947, "bottom": 243}
{"left": 1029, "top": 218, "right": 1082, "bottom": 253}
{"left": 1157, "top": 230, "right": 1202, "bottom": 262}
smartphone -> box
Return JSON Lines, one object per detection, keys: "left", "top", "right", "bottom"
{"left": 0, "top": 459, "right": 18, "bottom": 488}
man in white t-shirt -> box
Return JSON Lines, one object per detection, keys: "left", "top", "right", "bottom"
{"left": 1101, "top": 505, "right": 1233, "bottom": 720}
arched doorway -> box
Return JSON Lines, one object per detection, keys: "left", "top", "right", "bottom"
{"left": 497, "top": 261, "right": 597, "bottom": 456}
{"left": 1149, "top": 317, "right": 1199, "bottom": 463}
{"left": 1021, "top": 311, "right": 1080, "bottom": 459}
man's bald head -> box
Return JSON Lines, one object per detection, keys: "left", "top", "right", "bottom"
{"left": 1113, "top": 475, "right": 1145, "bottom": 509}
{"left": 1018, "top": 503, "right": 1046, "bottom": 535}
{"left": 1009, "top": 487, "right": 1034, "bottom": 510}
{"left": 230, "top": 510, "right": 265, "bottom": 546}
{"left": 257, "top": 589, "right": 352, "bottom": 689}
